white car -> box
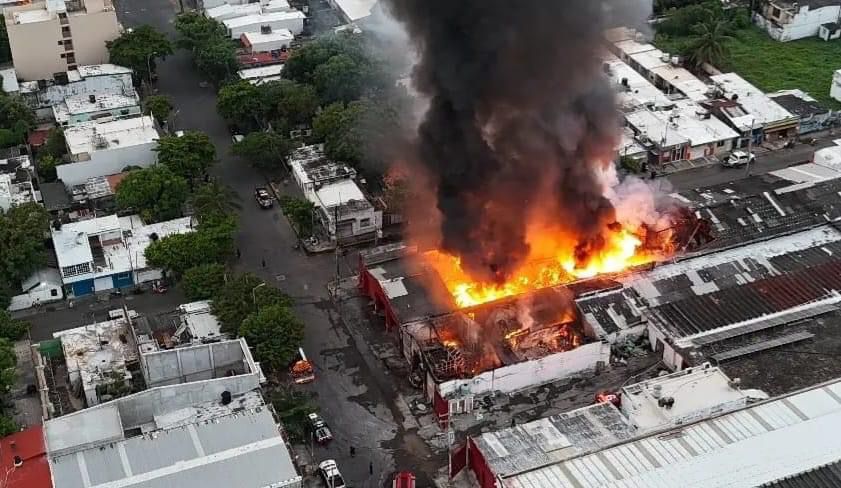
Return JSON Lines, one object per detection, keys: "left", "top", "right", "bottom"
{"left": 722, "top": 150, "right": 756, "bottom": 167}
{"left": 318, "top": 460, "right": 346, "bottom": 488}
{"left": 232, "top": 134, "right": 245, "bottom": 144}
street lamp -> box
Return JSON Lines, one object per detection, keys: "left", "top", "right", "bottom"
{"left": 252, "top": 282, "right": 266, "bottom": 310}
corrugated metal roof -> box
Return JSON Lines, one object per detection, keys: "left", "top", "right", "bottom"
{"left": 49, "top": 408, "right": 301, "bottom": 488}
{"left": 500, "top": 379, "right": 841, "bottom": 488}
{"left": 763, "top": 460, "right": 841, "bottom": 488}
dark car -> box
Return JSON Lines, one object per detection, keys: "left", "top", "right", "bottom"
{"left": 254, "top": 187, "right": 274, "bottom": 209}
{"left": 308, "top": 413, "right": 333, "bottom": 444}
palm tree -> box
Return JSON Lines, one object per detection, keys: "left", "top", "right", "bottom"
{"left": 189, "top": 180, "right": 241, "bottom": 221}
{"left": 687, "top": 20, "right": 734, "bottom": 68}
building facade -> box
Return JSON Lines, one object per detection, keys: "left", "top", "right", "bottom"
{"left": 3, "top": 0, "right": 121, "bottom": 81}
{"left": 754, "top": 0, "right": 841, "bottom": 41}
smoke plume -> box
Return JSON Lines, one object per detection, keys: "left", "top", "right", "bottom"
{"left": 386, "top": 0, "right": 653, "bottom": 284}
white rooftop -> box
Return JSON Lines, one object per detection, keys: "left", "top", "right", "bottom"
{"left": 53, "top": 92, "right": 140, "bottom": 124}
{"left": 238, "top": 63, "right": 284, "bottom": 80}
{"left": 205, "top": 2, "right": 262, "bottom": 21}
{"left": 315, "top": 178, "right": 367, "bottom": 208}
{"left": 500, "top": 378, "right": 841, "bottom": 488}
{"left": 242, "top": 28, "right": 294, "bottom": 43}
{"left": 710, "top": 73, "right": 797, "bottom": 130}
{"left": 651, "top": 64, "right": 711, "bottom": 102}
{"left": 625, "top": 99, "right": 738, "bottom": 149}
{"left": 331, "top": 0, "right": 377, "bottom": 21}
{"left": 613, "top": 38, "right": 656, "bottom": 57}
{"left": 64, "top": 115, "right": 159, "bottom": 156}
{"left": 175, "top": 300, "right": 224, "bottom": 343}
{"left": 0, "top": 172, "right": 36, "bottom": 209}
{"left": 630, "top": 47, "right": 669, "bottom": 72}
{"left": 625, "top": 109, "right": 689, "bottom": 148}
{"left": 262, "top": 0, "right": 292, "bottom": 12}
{"left": 621, "top": 363, "right": 754, "bottom": 432}
{"left": 52, "top": 214, "right": 121, "bottom": 269}
{"left": 222, "top": 10, "right": 305, "bottom": 29}
{"left": 11, "top": 8, "right": 53, "bottom": 24}
{"left": 121, "top": 215, "right": 195, "bottom": 270}
{"left": 76, "top": 64, "right": 134, "bottom": 78}
{"left": 0, "top": 67, "right": 18, "bottom": 93}
{"left": 605, "top": 58, "right": 674, "bottom": 111}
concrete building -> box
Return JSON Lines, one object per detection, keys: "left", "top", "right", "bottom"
{"left": 0, "top": 66, "right": 20, "bottom": 94}
{"left": 204, "top": 1, "right": 262, "bottom": 21}
{"left": 754, "top": 0, "right": 841, "bottom": 41}
{"left": 0, "top": 154, "right": 36, "bottom": 210}
{"left": 44, "top": 390, "right": 303, "bottom": 488}
{"left": 769, "top": 89, "right": 837, "bottom": 134}
{"left": 2, "top": 0, "right": 121, "bottom": 81}
{"left": 18, "top": 63, "right": 134, "bottom": 120}
{"left": 7, "top": 268, "right": 64, "bottom": 312}
{"left": 832, "top": 68, "right": 841, "bottom": 104}
{"left": 53, "top": 91, "right": 141, "bottom": 127}
{"left": 241, "top": 28, "right": 293, "bottom": 52}
{"left": 51, "top": 214, "right": 195, "bottom": 297}
{"left": 290, "top": 144, "right": 382, "bottom": 243}
{"left": 707, "top": 73, "right": 800, "bottom": 147}
{"left": 60, "top": 115, "right": 159, "bottom": 186}
{"left": 328, "top": 0, "right": 378, "bottom": 24}
{"left": 223, "top": 10, "right": 305, "bottom": 38}
{"left": 457, "top": 374, "right": 841, "bottom": 488}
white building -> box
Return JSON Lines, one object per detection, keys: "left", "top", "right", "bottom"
{"left": 238, "top": 64, "right": 284, "bottom": 85}
{"left": 708, "top": 73, "right": 799, "bottom": 147}
{"left": 51, "top": 214, "right": 194, "bottom": 297}
{"left": 6, "top": 268, "right": 64, "bottom": 312}
{"left": 755, "top": 0, "right": 841, "bottom": 41}
{"left": 328, "top": 0, "right": 377, "bottom": 24}
{"left": 0, "top": 67, "right": 19, "bottom": 94}
{"left": 59, "top": 115, "right": 159, "bottom": 186}
{"left": 832, "top": 69, "right": 841, "bottom": 104}
{"left": 0, "top": 155, "right": 36, "bottom": 211}
{"left": 223, "top": 10, "right": 305, "bottom": 38}
{"left": 52, "top": 91, "right": 141, "bottom": 127}
{"left": 204, "top": 1, "right": 262, "bottom": 21}
{"left": 241, "top": 28, "right": 293, "bottom": 52}
{"left": 289, "top": 144, "right": 382, "bottom": 242}
{"left": 172, "top": 300, "right": 228, "bottom": 344}
{"left": 2, "top": 0, "right": 121, "bottom": 81}
{"left": 18, "top": 63, "right": 134, "bottom": 120}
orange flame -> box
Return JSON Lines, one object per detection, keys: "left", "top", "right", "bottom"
{"left": 425, "top": 226, "right": 667, "bottom": 308}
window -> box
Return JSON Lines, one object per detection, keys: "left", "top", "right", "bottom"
{"left": 62, "top": 26, "right": 71, "bottom": 37}
{"left": 359, "top": 217, "right": 372, "bottom": 228}
{"left": 50, "top": 289, "right": 58, "bottom": 297}
{"left": 67, "top": 64, "right": 77, "bottom": 71}
{"left": 771, "top": 7, "right": 781, "bottom": 18}
{"left": 717, "top": 140, "right": 725, "bottom": 147}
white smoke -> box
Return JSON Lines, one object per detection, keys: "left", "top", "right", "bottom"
{"left": 599, "top": 163, "right": 677, "bottom": 231}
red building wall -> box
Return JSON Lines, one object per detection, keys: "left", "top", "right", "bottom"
{"left": 468, "top": 437, "right": 497, "bottom": 488}
{"left": 357, "top": 264, "right": 401, "bottom": 329}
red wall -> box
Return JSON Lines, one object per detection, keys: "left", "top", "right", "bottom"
{"left": 357, "top": 265, "right": 400, "bottom": 329}
{"left": 468, "top": 437, "right": 497, "bottom": 488}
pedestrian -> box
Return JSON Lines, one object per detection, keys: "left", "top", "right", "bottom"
{"left": 236, "top": 248, "right": 241, "bottom": 259}
{"left": 350, "top": 446, "right": 355, "bottom": 457}
{"left": 369, "top": 461, "right": 373, "bottom": 475}
{"left": 261, "top": 258, "right": 266, "bottom": 268}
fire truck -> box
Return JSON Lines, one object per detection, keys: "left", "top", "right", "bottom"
{"left": 291, "top": 347, "right": 315, "bottom": 384}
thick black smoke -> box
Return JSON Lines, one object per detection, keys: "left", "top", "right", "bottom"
{"left": 386, "top": 0, "right": 651, "bottom": 284}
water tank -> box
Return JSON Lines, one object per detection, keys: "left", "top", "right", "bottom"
{"left": 661, "top": 52, "right": 670, "bottom": 63}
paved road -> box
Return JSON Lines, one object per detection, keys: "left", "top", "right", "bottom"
{"left": 667, "top": 139, "right": 834, "bottom": 191}
{"left": 112, "top": 0, "right": 414, "bottom": 485}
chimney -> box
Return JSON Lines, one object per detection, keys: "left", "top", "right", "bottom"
{"left": 89, "top": 94, "right": 96, "bottom": 104}
{"left": 13, "top": 455, "right": 22, "bottom": 468}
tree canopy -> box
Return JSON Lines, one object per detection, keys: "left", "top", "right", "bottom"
{"left": 232, "top": 131, "right": 294, "bottom": 171}
{"left": 144, "top": 216, "right": 236, "bottom": 275}
{"left": 0, "top": 311, "right": 28, "bottom": 341}
{"left": 210, "top": 272, "right": 291, "bottom": 335}
{"left": 0, "top": 92, "right": 36, "bottom": 147}
{"left": 155, "top": 132, "right": 217, "bottom": 184}
{"left": 189, "top": 180, "right": 240, "bottom": 221}
{"left": 174, "top": 11, "right": 227, "bottom": 52}
{"left": 144, "top": 95, "right": 173, "bottom": 124}
{"left": 181, "top": 263, "right": 227, "bottom": 300}
{"left": 194, "top": 39, "right": 238, "bottom": 85}
{"left": 312, "top": 101, "right": 366, "bottom": 165}
{"left": 217, "top": 80, "right": 261, "bottom": 128}
{"left": 174, "top": 12, "right": 236, "bottom": 85}
{"left": 686, "top": 20, "right": 735, "bottom": 67}
{"left": 239, "top": 304, "right": 304, "bottom": 371}
{"left": 0, "top": 203, "right": 50, "bottom": 285}
{"left": 115, "top": 166, "right": 189, "bottom": 223}
{"left": 260, "top": 79, "right": 319, "bottom": 129}
{"left": 278, "top": 196, "right": 315, "bottom": 237}
{"left": 106, "top": 25, "right": 173, "bottom": 83}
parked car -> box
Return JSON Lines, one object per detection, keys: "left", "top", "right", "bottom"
{"left": 232, "top": 134, "right": 245, "bottom": 144}
{"left": 307, "top": 413, "right": 333, "bottom": 444}
{"left": 318, "top": 460, "right": 346, "bottom": 488}
{"left": 254, "top": 187, "right": 274, "bottom": 209}
{"left": 722, "top": 150, "right": 756, "bottom": 167}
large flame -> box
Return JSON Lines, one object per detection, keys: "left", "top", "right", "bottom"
{"left": 425, "top": 225, "right": 668, "bottom": 308}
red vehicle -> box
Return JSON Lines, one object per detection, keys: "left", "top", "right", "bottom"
{"left": 393, "top": 472, "right": 415, "bottom": 488}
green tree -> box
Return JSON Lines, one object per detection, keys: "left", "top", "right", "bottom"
{"left": 40, "top": 128, "right": 67, "bottom": 160}
{"left": 174, "top": 11, "right": 227, "bottom": 52}
{"left": 238, "top": 304, "right": 304, "bottom": 370}
{"left": 195, "top": 39, "right": 238, "bottom": 85}
{"left": 115, "top": 166, "right": 189, "bottom": 222}
{"left": 0, "top": 202, "right": 50, "bottom": 285}
{"left": 181, "top": 263, "right": 227, "bottom": 300}
{"left": 211, "top": 272, "right": 291, "bottom": 334}
{"left": 190, "top": 180, "right": 241, "bottom": 221}
{"left": 270, "top": 389, "right": 317, "bottom": 442}
{"left": 259, "top": 80, "right": 319, "bottom": 129}
{"left": 312, "top": 101, "right": 364, "bottom": 164}
{"left": 232, "top": 131, "right": 294, "bottom": 171}
{"left": 313, "top": 54, "right": 374, "bottom": 105}
{"left": 216, "top": 80, "right": 261, "bottom": 128}
{"left": 144, "top": 216, "right": 236, "bottom": 275}
{"left": 38, "top": 154, "right": 59, "bottom": 182}
{"left": 0, "top": 415, "right": 16, "bottom": 437}
{"left": 686, "top": 20, "right": 734, "bottom": 67}
{"left": 278, "top": 196, "right": 316, "bottom": 237}
{"left": 0, "top": 14, "right": 11, "bottom": 64}
{"left": 657, "top": 1, "right": 724, "bottom": 37}
{"left": 0, "top": 337, "right": 16, "bottom": 395}
{"left": 282, "top": 34, "right": 368, "bottom": 85}
{"left": 144, "top": 95, "right": 173, "bottom": 123}
{"left": 0, "top": 92, "right": 35, "bottom": 146}
{"left": 155, "top": 132, "right": 216, "bottom": 184}
{"left": 0, "top": 311, "right": 28, "bottom": 341}
{"left": 106, "top": 25, "right": 173, "bottom": 84}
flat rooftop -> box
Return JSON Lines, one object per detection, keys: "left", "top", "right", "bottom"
{"left": 242, "top": 28, "right": 294, "bottom": 43}
{"left": 710, "top": 73, "right": 797, "bottom": 130}
{"left": 238, "top": 64, "right": 284, "bottom": 80}
{"left": 222, "top": 10, "right": 305, "bottom": 29}
{"left": 64, "top": 115, "right": 158, "bottom": 155}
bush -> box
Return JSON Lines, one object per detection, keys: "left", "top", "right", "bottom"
{"left": 181, "top": 263, "right": 227, "bottom": 300}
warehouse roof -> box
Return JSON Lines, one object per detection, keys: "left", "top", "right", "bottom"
{"left": 500, "top": 377, "right": 841, "bottom": 488}
{"left": 763, "top": 460, "right": 841, "bottom": 487}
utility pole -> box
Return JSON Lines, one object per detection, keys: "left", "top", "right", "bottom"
{"left": 745, "top": 118, "right": 756, "bottom": 177}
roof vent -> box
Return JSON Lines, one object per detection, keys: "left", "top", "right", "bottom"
{"left": 651, "top": 384, "right": 662, "bottom": 398}
{"left": 89, "top": 94, "right": 96, "bottom": 104}
{"left": 221, "top": 390, "right": 232, "bottom": 405}
{"left": 260, "top": 24, "right": 272, "bottom": 34}
{"left": 13, "top": 455, "right": 22, "bottom": 468}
